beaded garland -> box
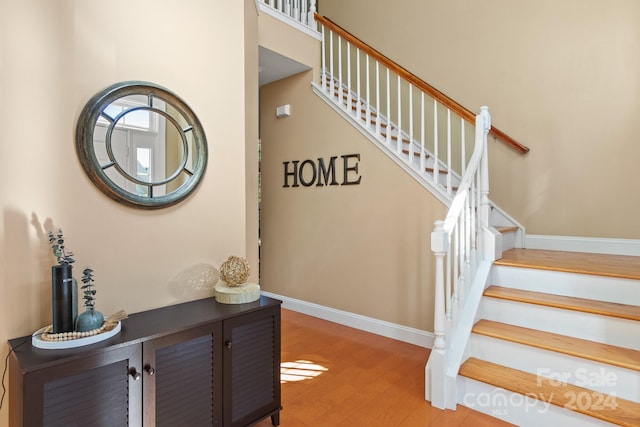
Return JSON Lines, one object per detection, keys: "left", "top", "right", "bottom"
{"left": 39, "top": 310, "right": 127, "bottom": 341}
{"left": 41, "top": 324, "right": 108, "bottom": 341}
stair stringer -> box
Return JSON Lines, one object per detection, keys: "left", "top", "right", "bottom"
{"left": 425, "top": 259, "right": 492, "bottom": 409}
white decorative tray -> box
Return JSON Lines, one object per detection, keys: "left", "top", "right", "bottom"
{"left": 32, "top": 322, "right": 121, "bottom": 350}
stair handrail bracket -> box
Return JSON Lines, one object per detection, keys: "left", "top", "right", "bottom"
{"left": 426, "top": 107, "right": 495, "bottom": 410}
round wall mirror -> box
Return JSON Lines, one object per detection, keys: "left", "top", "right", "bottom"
{"left": 76, "top": 81, "right": 208, "bottom": 209}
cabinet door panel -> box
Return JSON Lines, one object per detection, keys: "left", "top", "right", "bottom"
{"left": 25, "top": 344, "right": 142, "bottom": 427}
{"left": 223, "top": 306, "right": 281, "bottom": 427}
{"left": 43, "top": 359, "right": 129, "bottom": 427}
{"left": 143, "top": 323, "right": 222, "bottom": 427}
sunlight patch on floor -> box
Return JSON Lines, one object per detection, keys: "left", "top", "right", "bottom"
{"left": 281, "top": 360, "right": 328, "bottom": 383}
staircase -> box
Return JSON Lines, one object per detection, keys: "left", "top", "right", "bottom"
{"left": 257, "top": 5, "right": 640, "bottom": 425}
{"left": 459, "top": 248, "right": 640, "bottom": 426}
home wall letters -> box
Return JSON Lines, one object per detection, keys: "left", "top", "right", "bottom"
{"left": 283, "top": 154, "right": 361, "bottom": 188}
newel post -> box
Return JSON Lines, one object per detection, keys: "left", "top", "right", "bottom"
{"left": 478, "top": 106, "right": 492, "bottom": 259}
{"left": 431, "top": 220, "right": 448, "bottom": 350}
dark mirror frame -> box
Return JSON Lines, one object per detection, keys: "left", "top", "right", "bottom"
{"left": 76, "top": 81, "right": 208, "bottom": 209}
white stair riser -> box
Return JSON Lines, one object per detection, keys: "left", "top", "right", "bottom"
{"left": 490, "top": 265, "right": 640, "bottom": 305}
{"left": 466, "top": 334, "right": 640, "bottom": 402}
{"left": 478, "top": 298, "right": 640, "bottom": 350}
{"left": 499, "top": 230, "right": 517, "bottom": 252}
{"left": 457, "top": 376, "right": 619, "bottom": 427}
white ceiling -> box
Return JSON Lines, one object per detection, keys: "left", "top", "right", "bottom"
{"left": 259, "top": 46, "right": 311, "bottom": 87}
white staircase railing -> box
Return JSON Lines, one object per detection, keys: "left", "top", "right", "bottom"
{"left": 258, "top": 0, "right": 317, "bottom": 31}
{"left": 314, "top": 17, "right": 476, "bottom": 201}
{"left": 426, "top": 107, "right": 496, "bottom": 409}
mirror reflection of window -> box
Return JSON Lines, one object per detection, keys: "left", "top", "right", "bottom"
{"left": 95, "top": 96, "right": 167, "bottom": 197}
{"left": 98, "top": 96, "right": 156, "bottom": 131}
{"left": 136, "top": 147, "right": 152, "bottom": 196}
{"left": 165, "top": 104, "right": 188, "bottom": 194}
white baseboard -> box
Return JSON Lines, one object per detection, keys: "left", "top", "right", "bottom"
{"left": 261, "top": 291, "right": 434, "bottom": 348}
{"left": 525, "top": 234, "right": 640, "bottom": 256}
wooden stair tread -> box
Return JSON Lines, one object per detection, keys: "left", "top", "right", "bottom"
{"left": 472, "top": 319, "right": 640, "bottom": 371}
{"left": 459, "top": 357, "right": 640, "bottom": 427}
{"left": 484, "top": 286, "right": 640, "bottom": 321}
{"left": 495, "top": 248, "right": 640, "bottom": 281}
{"left": 494, "top": 225, "right": 518, "bottom": 234}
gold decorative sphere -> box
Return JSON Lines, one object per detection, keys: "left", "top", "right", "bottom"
{"left": 219, "top": 256, "right": 250, "bottom": 287}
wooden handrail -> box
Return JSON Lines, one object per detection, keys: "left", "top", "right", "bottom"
{"left": 315, "top": 14, "right": 529, "bottom": 155}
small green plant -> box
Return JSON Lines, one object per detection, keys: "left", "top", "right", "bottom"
{"left": 81, "top": 268, "right": 97, "bottom": 310}
{"left": 47, "top": 228, "right": 75, "bottom": 265}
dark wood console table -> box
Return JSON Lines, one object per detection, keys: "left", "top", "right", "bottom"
{"left": 9, "top": 296, "right": 282, "bottom": 427}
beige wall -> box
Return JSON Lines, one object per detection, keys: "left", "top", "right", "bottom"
{"left": 259, "top": 12, "right": 321, "bottom": 82}
{"left": 0, "top": 1, "right": 258, "bottom": 425}
{"left": 260, "top": 72, "right": 447, "bottom": 330}
{"left": 320, "top": 0, "right": 640, "bottom": 239}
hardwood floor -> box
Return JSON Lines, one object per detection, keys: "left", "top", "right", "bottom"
{"left": 255, "top": 309, "right": 514, "bottom": 427}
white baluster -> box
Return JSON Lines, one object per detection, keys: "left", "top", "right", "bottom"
{"left": 386, "top": 69, "right": 391, "bottom": 145}
{"left": 375, "top": 61, "right": 380, "bottom": 136}
{"left": 308, "top": 0, "right": 317, "bottom": 30}
{"left": 338, "top": 35, "right": 342, "bottom": 105}
{"left": 301, "top": 0, "right": 306, "bottom": 24}
{"left": 409, "top": 84, "right": 414, "bottom": 165}
{"left": 446, "top": 109, "right": 452, "bottom": 195}
{"left": 459, "top": 214, "right": 466, "bottom": 305}
{"left": 329, "top": 30, "right": 334, "bottom": 95}
{"left": 420, "top": 92, "right": 425, "bottom": 174}
{"left": 452, "top": 224, "right": 459, "bottom": 315}
{"left": 473, "top": 165, "right": 480, "bottom": 252}
{"left": 320, "top": 25, "right": 326, "bottom": 87}
{"left": 445, "top": 228, "right": 452, "bottom": 321}
{"left": 461, "top": 118, "right": 466, "bottom": 175}
{"left": 470, "top": 171, "right": 478, "bottom": 275}
{"left": 464, "top": 195, "right": 472, "bottom": 291}
{"left": 356, "top": 48, "right": 361, "bottom": 120}
{"left": 431, "top": 220, "right": 448, "bottom": 350}
{"left": 365, "top": 55, "right": 370, "bottom": 126}
{"left": 433, "top": 100, "right": 439, "bottom": 184}
{"left": 346, "top": 43, "right": 351, "bottom": 112}
{"left": 396, "top": 76, "right": 401, "bottom": 154}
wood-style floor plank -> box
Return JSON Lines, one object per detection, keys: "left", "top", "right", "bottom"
{"left": 473, "top": 319, "right": 640, "bottom": 371}
{"left": 254, "top": 310, "right": 515, "bottom": 427}
{"left": 460, "top": 358, "right": 640, "bottom": 427}
{"left": 484, "top": 285, "right": 640, "bottom": 321}
{"left": 495, "top": 249, "right": 640, "bottom": 280}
